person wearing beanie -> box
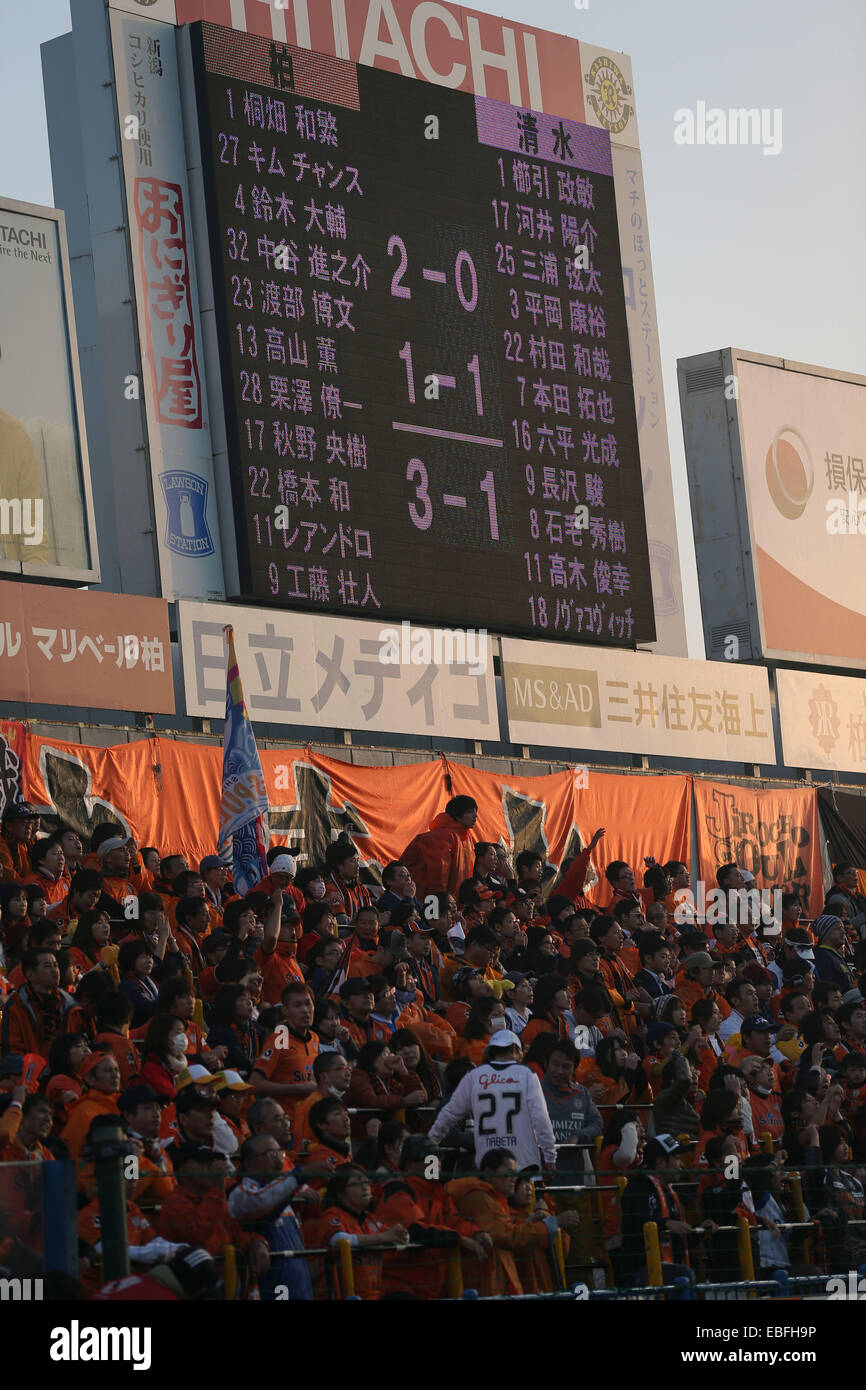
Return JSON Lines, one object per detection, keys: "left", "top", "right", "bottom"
{"left": 813, "top": 915, "right": 858, "bottom": 994}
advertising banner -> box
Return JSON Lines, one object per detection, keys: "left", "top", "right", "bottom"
{"left": 179, "top": 599, "right": 497, "bottom": 740}
{"left": 737, "top": 356, "right": 866, "bottom": 668}
{"left": 502, "top": 636, "right": 774, "bottom": 762}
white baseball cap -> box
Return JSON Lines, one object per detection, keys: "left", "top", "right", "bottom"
{"left": 488, "top": 1029, "right": 522, "bottom": 1050}
{"left": 270, "top": 853, "right": 296, "bottom": 875}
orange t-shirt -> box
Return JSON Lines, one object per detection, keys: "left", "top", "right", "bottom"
{"left": 255, "top": 945, "right": 305, "bottom": 1006}
{"left": 252, "top": 1027, "right": 319, "bottom": 1114}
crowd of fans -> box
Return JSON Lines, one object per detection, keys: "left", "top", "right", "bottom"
{"left": 1, "top": 792, "right": 866, "bottom": 1300}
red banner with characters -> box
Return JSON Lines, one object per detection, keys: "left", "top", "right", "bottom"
{"left": 692, "top": 779, "right": 823, "bottom": 917}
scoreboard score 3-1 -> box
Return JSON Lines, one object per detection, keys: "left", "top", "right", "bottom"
{"left": 190, "top": 21, "right": 655, "bottom": 646}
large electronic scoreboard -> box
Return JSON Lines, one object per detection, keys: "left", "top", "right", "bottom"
{"left": 190, "top": 21, "right": 654, "bottom": 646}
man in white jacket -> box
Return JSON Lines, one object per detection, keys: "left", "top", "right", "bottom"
{"left": 428, "top": 1030, "right": 557, "bottom": 1171}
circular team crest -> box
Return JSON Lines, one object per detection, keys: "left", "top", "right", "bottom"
{"left": 133, "top": 0, "right": 160, "bottom": 6}
{"left": 583, "top": 56, "right": 633, "bottom": 135}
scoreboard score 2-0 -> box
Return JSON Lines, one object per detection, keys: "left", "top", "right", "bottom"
{"left": 190, "top": 21, "right": 655, "bottom": 646}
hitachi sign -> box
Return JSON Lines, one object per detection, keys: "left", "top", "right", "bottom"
{"left": 0, "top": 225, "right": 47, "bottom": 249}
{"left": 180, "top": 0, "right": 586, "bottom": 116}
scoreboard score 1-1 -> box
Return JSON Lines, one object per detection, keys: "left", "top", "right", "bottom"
{"left": 190, "top": 21, "right": 655, "bottom": 646}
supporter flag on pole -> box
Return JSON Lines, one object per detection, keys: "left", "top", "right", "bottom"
{"left": 218, "top": 625, "right": 269, "bottom": 895}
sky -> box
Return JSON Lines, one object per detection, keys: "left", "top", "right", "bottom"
{"left": 1, "top": 0, "right": 864, "bottom": 658}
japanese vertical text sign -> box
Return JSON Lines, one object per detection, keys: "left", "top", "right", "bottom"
{"left": 110, "top": 9, "right": 226, "bottom": 600}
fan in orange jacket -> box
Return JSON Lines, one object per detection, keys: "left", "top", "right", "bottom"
{"left": 156, "top": 1148, "right": 269, "bottom": 1276}
{"left": 1, "top": 950, "right": 76, "bottom": 1059}
{"left": 0, "top": 1091, "right": 54, "bottom": 1246}
{"left": 60, "top": 1051, "right": 123, "bottom": 1162}
{"left": 305, "top": 1164, "right": 409, "bottom": 1300}
{"left": 400, "top": 798, "right": 478, "bottom": 901}
{"left": 0, "top": 802, "right": 38, "bottom": 882}
{"left": 375, "top": 1137, "right": 490, "bottom": 1298}
{"left": 447, "top": 1154, "right": 577, "bottom": 1297}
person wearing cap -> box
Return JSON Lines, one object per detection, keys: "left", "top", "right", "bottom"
{"left": 0, "top": 801, "right": 39, "bottom": 882}
{"left": 429, "top": 1027, "right": 557, "bottom": 1172}
{"left": 723, "top": 1012, "right": 785, "bottom": 1071}
{"left": 158, "top": 1144, "right": 270, "bottom": 1277}
{"left": 375, "top": 1135, "right": 491, "bottom": 1297}
{"left": 813, "top": 914, "right": 859, "bottom": 993}
{"left": 95, "top": 837, "right": 138, "bottom": 916}
{"left": 60, "top": 1050, "right": 122, "bottom": 1161}
{"left": 212, "top": 1069, "right": 253, "bottom": 1148}
{"left": 620, "top": 1134, "right": 713, "bottom": 1285}
{"left": 674, "top": 950, "right": 716, "bottom": 1017}
{"left": 390, "top": 903, "right": 442, "bottom": 1007}
{"left": 736, "top": 963, "right": 774, "bottom": 1026}
{"left": 447, "top": 1150, "right": 579, "bottom": 1297}
{"left": 0, "top": 945, "right": 75, "bottom": 1059}
{"left": 768, "top": 926, "right": 815, "bottom": 989}
{"left": 255, "top": 888, "right": 306, "bottom": 1007}
{"left": 118, "top": 1083, "right": 175, "bottom": 1206}
{"left": 250, "top": 980, "right": 319, "bottom": 1117}
{"left": 228, "top": 1132, "right": 313, "bottom": 1299}
{"left": 740, "top": 1053, "right": 785, "bottom": 1143}
{"left": 195, "top": 930, "right": 233, "bottom": 1006}
{"left": 337, "top": 977, "right": 390, "bottom": 1050}
{"left": 253, "top": 846, "right": 306, "bottom": 916}
{"left": 165, "top": 1086, "right": 221, "bottom": 1167}
{"left": 199, "top": 855, "right": 233, "bottom": 916}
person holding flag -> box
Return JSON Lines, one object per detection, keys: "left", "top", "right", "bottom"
{"left": 219, "top": 627, "right": 270, "bottom": 897}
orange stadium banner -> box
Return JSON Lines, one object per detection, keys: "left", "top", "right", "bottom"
{"left": 444, "top": 760, "right": 691, "bottom": 900}
{"left": 692, "top": 779, "right": 823, "bottom": 917}
{"left": 13, "top": 723, "right": 690, "bottom": 885}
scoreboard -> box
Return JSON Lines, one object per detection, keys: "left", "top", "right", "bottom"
{"left": 190, "top": 22, "right": 654, "bottom": 646}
